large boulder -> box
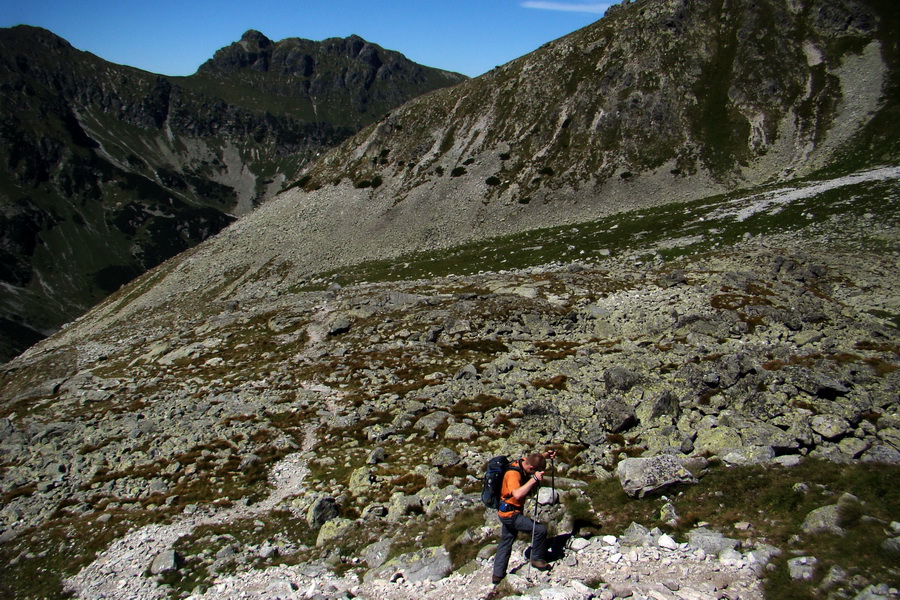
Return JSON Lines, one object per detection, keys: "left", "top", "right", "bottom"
{"left": 316, "top": 518, "right": 355, "bottom": 547}
{"left": 415, "top": 411, "right": 453, "bottom": 436}
{"left": 361, "top": 537, "right": 394, "bottom": 568}
{"left": 444, "top": 422, "right": 477, "bottom": 440}
{"left": 348, "top": 466, "right": 375, "bottom": 494}
{"left": 694, "top": 426, "right": 742, "bottom": 456}
{"left": 149, "top": 548, "right": 180, "bottom": 575}
{"left": 306, "top": 496, "right": 339, "bottom": 528}
{"left": 604, "top": 367, "right": 639, "bottom": 393}
{"left": 616, "top": 455, "right": 697, "bottom": 498}
{"left": 363, "top": 546, "right": 452, "bottom": 583}
{"left": 687, "top": 527, "right": 739, "bottom": 555}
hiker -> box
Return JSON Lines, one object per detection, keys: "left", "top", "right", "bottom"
{"left": 492, "top": 449, "right": 557, "bottom": 584}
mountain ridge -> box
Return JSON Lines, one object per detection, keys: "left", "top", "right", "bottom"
{"left": 33, "top": 0, "right": 896, "bottom": 344}
{"left": 0, "top": 25, "right": 467, "bottom": 361}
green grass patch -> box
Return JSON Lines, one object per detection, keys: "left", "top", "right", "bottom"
{"left": 291, "top": 173, "right": 899, "bottom": 292}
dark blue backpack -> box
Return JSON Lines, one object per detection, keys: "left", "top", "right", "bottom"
{"left": 482, "top": 455, "right": 524, "bottom": 509}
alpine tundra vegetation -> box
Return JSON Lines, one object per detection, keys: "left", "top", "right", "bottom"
{"left": 0, "top": 0, "right": 898, "bottom": 599}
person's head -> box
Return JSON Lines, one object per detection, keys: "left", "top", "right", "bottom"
{"left": 522, "top": 453, "right": 547, "bottom": 474}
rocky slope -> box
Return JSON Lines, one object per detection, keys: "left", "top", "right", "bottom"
{"left": 0, "top": 168, "right": 898, "bottom": 599}
{"left": 0, "top": 26, "right": 466, "bottom": 360}
{"left": 0, "top": 0, "right": 898, "bottom": 598}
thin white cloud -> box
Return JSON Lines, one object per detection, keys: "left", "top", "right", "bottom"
{"left": 521, "top": 1, "right": 610, "bottom": 14}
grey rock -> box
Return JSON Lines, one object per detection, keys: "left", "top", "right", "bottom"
{"left": 577, "top": 395, "right": 636, "bottom": 443}
{"left": 315, "top": 518, "right": 354, "bottom": 547}
{"left": 746, "top": 544, "right": 781, "bottom": 573}
{"left": 795, "top": 330, "right": 824, "bottom": 347}
{"left": 811, "top": 414, "right": 852, "bottom": 440}
{"left": 537, "top": 487, "right": 559, "bottom": 506}
{"left": 787, "top": 556, "right": 817, "bottom": 581}
{"left": 387, "top": 494, "right": 423, "bottom": 522}
{"left": 881, "top": 537, "right": 900, "bottom": 554}
{"left": 820, "top": 564, "right": 848, "bottom": 589}
{"left": 364, "top": 546, "right": 452, "bottom": 583}
{"left": 326, "top": 315, "right": 352, "bottom": 336}
{"left": 795, "top": 370, "right": 850, "bottom": 398}
{"left": 150, "top": 548, "right": 180, "bottom": 575}
{"left": 348, "top": 466, "right": 375, "bottom": 494}
{"left": 387, "top": 291, "right": 422, "bottom": 306}
{"left": 620, "top": 522, "right": 651, "bottom": 546}
{"left": 801, "top": 504, "right": 844, "bottom": 535}
{"left": 307, "top": 496, "right": 339, "bottom": 528}
{"left": 774, "top": 455, "right": 803, "bottom": 467}
{"left": 694, "top": 426, "right": 742, "bottom": 456}
{"left": 739, "top": 422, "right": 796, "bottom": 450}
{"left": 215, "top": 544, "right": 238, "bottom": 560}
{"left": 722, "top": 445, "right": 775, "bottom": 466}
{"left": 415, "top": 411, "right": 452, "bottom": 436}
{"left": 454, "top": 364, "right": 479, "bottom": 380}
{"left": 432, "top": 447, "right": 461, "bottom": 468}
{"left": 239, "top": 454, "right": 261, "bottom": 470}
{"left": 860, "top": 444, "right": 900, "bottom": 464}
{"left": 361, "top": 537, "right": 393, "bottom": 568}
{"left": 367, "top": 447, "right": 387, "bottom": 464}
{"left": 687, "top": 527, "right": 739, "bottom": 555}
{"left": 0, "top": 418, "right": 20, "bottom": 442}
{"left": 853, "top": 584, "right": 897, "bottom": 600}
{"left": 659, "top": 270, "right": 687, "bottom": 287}
{"left": 636, "top": 390, "right": 681, "bottom": 422}
{"left": 604, "top": 367, "right": 638, "bottom": 393}
{"left": 444, "top": 422, "right": 477, "bottom": 440}
{"left": 616, "top": 455, "right": 698, "bottom": 498}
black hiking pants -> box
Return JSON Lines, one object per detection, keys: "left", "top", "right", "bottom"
{"left": 492, "top": 511, "right": 547, "bottom": 579}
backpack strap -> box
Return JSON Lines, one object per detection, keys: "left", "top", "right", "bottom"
{"left": 500, "top": 460, "right": 527, "bottom": 503}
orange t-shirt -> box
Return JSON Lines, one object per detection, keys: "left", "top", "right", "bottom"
{"left": 498, "top": 461, "right": 527, "bottom": 517}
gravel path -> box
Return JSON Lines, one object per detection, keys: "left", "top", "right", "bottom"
{"left": 64, "top": 425, "right": 318, "bottom": 600}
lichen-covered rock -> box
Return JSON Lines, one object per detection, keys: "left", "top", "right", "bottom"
{"left": 616, "top": 455, "right": 698, "bottom": 498}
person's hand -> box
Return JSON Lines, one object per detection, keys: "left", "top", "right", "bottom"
{"left": 545, "top": 450, "right": 557, "bottom": 460}
{"left": 533, "top": 471, "right": 544, "bottom": 483}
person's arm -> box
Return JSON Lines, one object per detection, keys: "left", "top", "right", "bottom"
{"left": 509, "top": 470, "right": 543, "bottom": 502}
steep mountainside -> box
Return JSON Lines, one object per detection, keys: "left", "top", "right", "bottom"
{"left": 24, "top": 0, "right": 896, "bottom": 344}
{"left": 0, "top": 26, "right": 466, "bottom": 361}
{"left": 0, "top": 1, "right": 898, "bottom": 599}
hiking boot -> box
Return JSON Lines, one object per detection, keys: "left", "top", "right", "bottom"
{"left": 531, "top": 559, "right": 551, "bottom": 571}
{"left": 491, "top": 575, "right": 504, "bottom": 585}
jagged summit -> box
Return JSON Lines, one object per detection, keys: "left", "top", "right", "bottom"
{"left": 198, "top": 29, "right": 464, "bottom": 84}
{"left": 2, "top": 24, "right": 74, "bottom": 51}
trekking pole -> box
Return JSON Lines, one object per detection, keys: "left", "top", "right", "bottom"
{"left": 530, "top": 496, "right": 537, "bottom": 577}
{"left": 551, "top": 456, "right": 556, "bottom": 505}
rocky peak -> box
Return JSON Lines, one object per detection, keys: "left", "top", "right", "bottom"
{"left": 239, "top": 29, "right": 272, "bottom": 49}
{"left": 198, "top": 31, "right": 442, "bottom": 83}
{"left": 1, "top": 25, "right": 72, "bottom": 52}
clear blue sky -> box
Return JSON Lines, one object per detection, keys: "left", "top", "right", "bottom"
{"left": 2, "top": 1, "right": 617, "bottom": 78}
